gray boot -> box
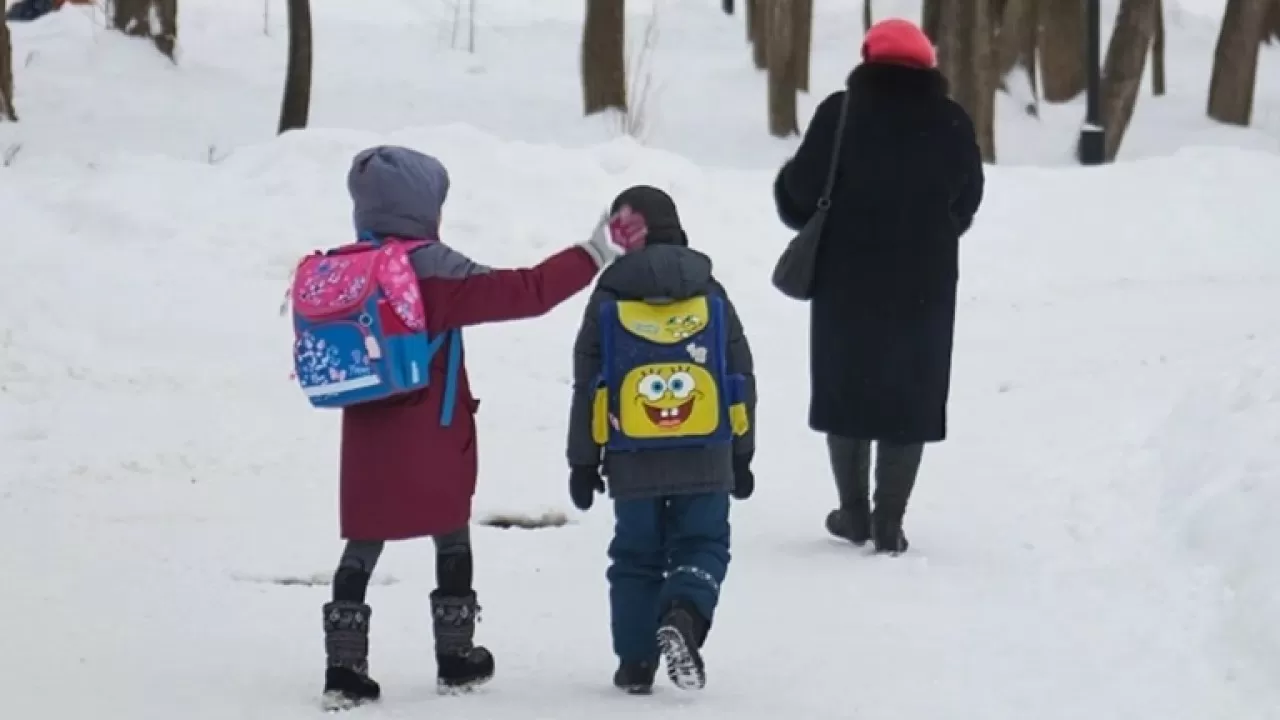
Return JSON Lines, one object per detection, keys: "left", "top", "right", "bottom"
{"left": 322, "top": 601, "right": 381, "bottom": 709}
{"left": 431, "top": 590, "right": 495, "bottom": 692}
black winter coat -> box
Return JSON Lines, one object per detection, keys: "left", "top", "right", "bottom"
{"left": 773, "top": 62, "right": 984, "bottom": 443}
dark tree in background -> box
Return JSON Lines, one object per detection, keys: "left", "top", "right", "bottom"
{"left": 278, "top": 0, "right": 313, "bottom": 133}
{"left": 1265, "top": 0, "right": 1280, "bottom": 43}
{"left": 1207, "top": 0, "right": 1272, "bottom": 125}
{"left": 1, "top": 17, "right": 15, "bottom": 122}
{"left": 765, "top": 0, "right": 799, "bottom": 136}
{"left": 793, "top": 0, "right": 812, "bottom": 91}
{"left": 1038, "top": 1, "right": 1085, "bottom": 102}
{"left": 1099, "top": 0, "right": 1158, "bottom": 160}
{"left": 111, "top": 0, "right": 178, "bottom": 62}
{"left": 937, "top": 0, "right": 996, "bottom": 161}
{"left": 747, "top": 0, "right": 767, "bottom": 69}
{"left": 921, "top": 0, "right": 941, "bottom": 43}
{"left": 995, "top": 0, "right": 1040, "bottom": 115}
{"left": 581, "top": 0, "right": 627, "bottom": 115}
{"left": 1152, "top": 0, "right": 1166, "bottom": 95}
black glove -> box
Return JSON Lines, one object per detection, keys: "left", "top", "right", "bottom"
{"left": 731, "top": 453, "right": 754, "bottom": 500}
{"left": 569, "top": 465, "right": 605, "bottom": 510}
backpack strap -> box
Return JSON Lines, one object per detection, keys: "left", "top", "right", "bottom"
{"left": 438, "top": 329, "right": 464, "bottom": 427}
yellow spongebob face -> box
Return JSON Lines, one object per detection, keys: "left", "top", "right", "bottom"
{"left": 618, "top": 363, "right": 720, "bottom": 438}
{"left": 664, "top": 314, "right": 704, "bottom": 341}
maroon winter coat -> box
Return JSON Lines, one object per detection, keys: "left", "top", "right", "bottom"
{"left": 338, "top": 244, "right": 598, "bottom": 540}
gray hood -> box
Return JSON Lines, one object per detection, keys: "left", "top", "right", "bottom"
{"left": 347, "top": 145, "right": 450, "bottom": 239}
{"left": 597, "top": 244, "right": 714, "bottom": 302}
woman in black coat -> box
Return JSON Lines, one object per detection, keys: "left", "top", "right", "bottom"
{"left": 772, "top": 18, "right": 984, "bottom": 554}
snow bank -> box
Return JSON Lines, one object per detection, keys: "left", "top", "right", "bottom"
{"left": 3, "top": 124, "right": 1280, "bottom": 718}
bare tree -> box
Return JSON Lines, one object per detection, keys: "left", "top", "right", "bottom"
{"left": 1099, "top": 0, "right": 1158, "bottom": 160}
{"left": 1, "top": 17, "right": 15, "bottom": 122}
{"left": 794, "top": 0, "right": 812, "bottom": 91}
{"left": 922, "top": 0, "right": 942, "bottom": 43}
{"left": 1265, "top": 0, "right": 1280, "bottom": 43}
{"left": 747, "top": 0, "right": 767, "bottom": 69}
{"left": 938, "top": 1, "right": 996, "bottom": 161}
{"left": 278, "top": 0, "right": 312, "bottom": 134}
{"left": 766, "top": 0, "right": 798, "bottom": 136}
{"left": 1039, "top": 1, "right": 1085, "bottom": 102}
{"left": 111, "top": 0, "right": 179, "bottom": 62}
{"left": 581, "top": 0, "right": 627, "bottom": 115}
{"left": 1152, "top": 0, "right": 1166, "bottom": 95}
{"left": 1207, "top": 0, "right": 1272, "bottom": 125}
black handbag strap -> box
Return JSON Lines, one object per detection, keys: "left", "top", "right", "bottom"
{"left": 816, "top": 91, "right": 851, "bottom": 211}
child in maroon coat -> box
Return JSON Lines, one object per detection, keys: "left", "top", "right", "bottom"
{"left": 321, "top": 145, "right": 645, "bottom": 710}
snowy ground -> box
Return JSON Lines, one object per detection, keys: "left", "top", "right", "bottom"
{"left": 3, "top": 1, "right": 1280, "bottom": 719}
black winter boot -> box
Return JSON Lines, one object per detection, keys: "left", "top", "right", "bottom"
{"left": 656, "top": 600, "right": 709, "bottom": 690}
{"left": 613, "top": 660, "right": 658, "bottom": 695}
{"left": 826, "top": 435, "right": 872, "bottom": 545}
{"left": 826, "top": 502, "right": 872, "bottom": 546}
{"left": 322, "top": 601, "right": 381, "bottom": 711}
{"left": 870, "top": 442, "right": 923, "bottom": 555}
{"left": 431, "top": 589, "right": 494, "bottom": 693}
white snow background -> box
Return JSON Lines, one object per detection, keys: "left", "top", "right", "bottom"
{"left": 1, "top": 1, "right": 1278, "bottom": 719}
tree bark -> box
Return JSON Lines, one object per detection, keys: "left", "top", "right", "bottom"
{"left": 995, "top": 0, "right": 1036, "bottom": 80}
{"left": 1207, "top": 0, "right": 1271, "bottom": 125}
{"left": 794, "top": 0, "right": 812, "bottom": 91}
{"left": 278, "top": 0, "right": 312, "bottom": 134}
{"left": 1100, "top": 0, "right": 1158, "bottom": 160}
{"left": 581, "top": 0, "right": 627, "bottom": 115}
{"left": 1039, "top": 1, "right": 1085, "bottom": 102}
{"left": 0, "top": 17, "right": 15, "bottom": 122}
{"left": 922, "top": 0, "right": 942, "bottom": 44}
{"left": 938, "top": 1, "right": 996, "bottom": 162}
{"left": 1265, "top": 0, "right": 1280, "bottom": 43}
{"left": 1152, "top": 0, "right": 1166, "bottom": 95}
{"left": 111, "top": 0, "right": 178, "bottom": 62}
{"left": 748, "top": 0, "right": 767, "bottom": 69}
{"left": 766, "top": 0, "right": 798, "bottom": 137}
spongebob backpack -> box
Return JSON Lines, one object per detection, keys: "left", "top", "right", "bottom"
{"left": 593, "top": 295, "right": 749, "bottom": 452}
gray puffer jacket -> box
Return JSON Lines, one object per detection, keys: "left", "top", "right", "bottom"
{"left": 566, "top": 244, "right": 756, "bottom": 500}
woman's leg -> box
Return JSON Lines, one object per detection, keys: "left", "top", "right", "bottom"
{"left": 825, "top": 435, "right": 873, "bottom": 544}
{"left": 872, "top": 442, "right": 925, "bottom": 553}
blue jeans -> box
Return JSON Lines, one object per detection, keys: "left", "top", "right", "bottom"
{"left": 606, "top": 492, "right": 731, "bottom": 664}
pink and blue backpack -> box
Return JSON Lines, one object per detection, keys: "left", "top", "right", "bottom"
{"left": 289, "top": 233, "right": 462, "bottom": 424}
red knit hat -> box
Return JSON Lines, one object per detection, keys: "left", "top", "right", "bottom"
{"left": 861, "top": 18, "right": 936, "bottom": 69}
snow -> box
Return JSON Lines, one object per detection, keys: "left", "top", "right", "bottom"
{"left": 2, "top": 0, "right": 1279, "bottom": 718}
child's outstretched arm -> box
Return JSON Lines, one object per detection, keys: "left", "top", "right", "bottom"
{"left": 414, "top": 242, "right": 599, "bottom": 330}
{"left": 719, "top": 285, "right": 757, "bottom": 460}
{"left": 566, "top": 289, "right": 607, "bottom": 469}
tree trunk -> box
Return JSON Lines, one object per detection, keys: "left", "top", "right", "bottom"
{"left": 1207, "top": 0, "right": 1270, "bottom": 125}
{"left": 1265, "top": 0, "right": 1280, "bottom": 43}
{"left": 766, "top": 0, "right": 798, "bottom": 137}
{"left": 748, "top": 0, "right": 767, "bottom": 69}
{"left": 723, "top": 0, "right": 734, "bottom": 15}
{"left": 0, "top": 17, "right": 15, "bottom": 122}
{"left": 794, "top": 0, "right": 812, "bottom": 91}
{"left": 1039, "top": 1, "right": 1085, "bottom": 102}
{"left": 1152, "top": 0, "right": 1166, "bottom": 95}
{"left": 278, "top": 0, "right": 312, "bottom": 134}
{"left": 863, "top": 0, "right": 873, "bottom": 32}
{"left": 1100, "top": 0, "right": 1158, "bottom": 160}
{"left": 938, "top": 1, "right": 996, "bottom": 162}
{"left": 922, "top": 0, "right": 942, "bottom": 44}
{"left": 581, "top": 0, "right": 627, "bottom": 115}
{"left": 995, "top": 0, "right": 1036, "bottom": 81}
{"left": 111, "top": 0, "right": 178, "bottom": 62}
